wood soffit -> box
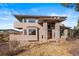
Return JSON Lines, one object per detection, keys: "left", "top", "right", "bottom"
{"left": 14, "top": 15, "right": 67, "bottom": 22}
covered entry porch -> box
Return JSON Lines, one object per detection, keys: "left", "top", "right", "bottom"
{"left": 38, "top": 19, "right": 68, "bottom": 41}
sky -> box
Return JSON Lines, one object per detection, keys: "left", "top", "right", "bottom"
{"left": 0, "top": 3, "right": 79, "bottom": 29}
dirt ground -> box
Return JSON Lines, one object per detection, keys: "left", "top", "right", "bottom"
{"left": 0, "top": 40, "right": 79, "bottom": 56}
{"left": 0, "top": 42, "right": 9, "bottom": 56}
{"left": 17, "top": 39, "right": 79, "bottom": 56}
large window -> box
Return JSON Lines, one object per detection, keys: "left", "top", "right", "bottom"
{"left": 28, "top": 19, "right": 36, "bottom": 23}
{"left": 24, "top": 19, "right": 27, "bottom": 23}
{"left": 29, "top": 29, "right": 36, "bottom": 35}
{"left": 24, "top": 18, "right": 27, "bottom": 23}
{"left": 23, "top": 18, "right": 38, "bottom": 23}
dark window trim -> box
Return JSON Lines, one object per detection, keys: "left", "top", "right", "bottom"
{"left": 29, "top": 29, "right": 36, "bottom": 35}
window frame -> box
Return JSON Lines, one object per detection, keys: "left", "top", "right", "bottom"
{"left": 28, "top": 29, "right": 36, "bottom": 35}
{"left": 23, "top": 18, "right": 38, "bottom": 23}
{"left": 28, "top": 19, "right": 36, "bottom": 23}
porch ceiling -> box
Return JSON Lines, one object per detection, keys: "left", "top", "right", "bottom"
{"left": 61, "top": 26, "right": 71, "bottom": 29}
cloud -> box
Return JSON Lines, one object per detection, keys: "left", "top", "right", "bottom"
{"left": 0, "top": 3, "right": 20, "bottom": 15}
{"left": 0, "top": 10, "right": 15, "bottom": 21}
{"left": 50, "top": 10, "right": 75, "bottom": 17}
{"left": 11, "top": 9, "right": 21, "bottom": 15}
{"left": 0, "top": 23, "right": 13, "bottom": 29}
{"left": 0, "top": 3, "right": 8, "bottom": 8}
{"left": 0, "top": 15, "right": 15, "bottom": 20}
{"left": 0, "top": 6, "right": 19, "bottom": 21}
{"left": 50, "top": 10, "right": 79, "bottom": 28}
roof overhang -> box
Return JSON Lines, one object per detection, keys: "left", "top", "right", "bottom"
{"left": 14, "top": 15, "right": 67, "bottom": 22}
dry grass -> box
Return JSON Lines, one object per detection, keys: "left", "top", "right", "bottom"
{"left": 0, "top": 36, "right": 79, "bottom": 56}
{"left": 17, "top": 40, "right": 79, "bottom": 56}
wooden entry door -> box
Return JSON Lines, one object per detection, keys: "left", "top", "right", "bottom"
{"left": 48, "top": 30, "right": 52, "bottom": 39}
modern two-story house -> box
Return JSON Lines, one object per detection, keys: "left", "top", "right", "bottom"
{"left": 10, "top": 15, "right": 69, "bottom": 43}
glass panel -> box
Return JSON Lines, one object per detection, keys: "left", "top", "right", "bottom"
{"left": 29, "top": 29, "right": 36, "bottom": 35}
{"left": 28, "top": 19, "right": 36, "bottom": 23}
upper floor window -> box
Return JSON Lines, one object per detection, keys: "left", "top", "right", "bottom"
{"left": 22, "top": 18, "right": 38, "bottom": 23}
{"left": 24, "top": 19, "right": 27, "bottom": 23}
{"left": 28, "top": 19, "right": 36, "bottom": 23}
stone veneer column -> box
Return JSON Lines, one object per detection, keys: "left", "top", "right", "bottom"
{"left": 39, "top": 28, "right": 42, "bottom": 41}
{"left": 64, "top": 29, "right": 68, "bottom": 39}
{"left": 22, "top": 18, "right": 24, "bottom": 23}
{"left": 55, "top": 23, "right": 60, "bottom": 39}
{"left": 52, "top": 29, "right": 55, "bottom": 39}
{"left": 22, "top": 29, "right": 24, "bottom": 35}
{"left": 22, "top": 18, "right": 25, "bottom": 35}
{"left": 43, "top": 21, "right": 48, "bottom": 40}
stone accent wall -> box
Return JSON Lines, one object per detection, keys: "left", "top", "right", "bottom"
{"left": 43, "top": 22, "right": 48, "bottom": 40}
{"left": 39, "top": 22, "right": 48, "bottom": 42}
{"left": 55, "top": 23, "right": 60, "bottom": 40}
{"left": 39, "top": 28, "right": 43, "bottom": 41}
{"left": 64, "top": 29, "right": 68, "bottom": 39}
{"left": 52, "top": 29, "right": 55, "bottom": 39}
